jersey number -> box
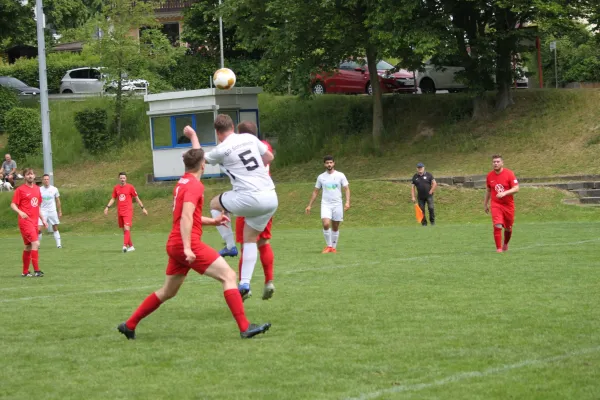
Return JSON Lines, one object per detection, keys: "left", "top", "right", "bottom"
{"left": 238, "top": 150, "right": 259, "bottom": 171}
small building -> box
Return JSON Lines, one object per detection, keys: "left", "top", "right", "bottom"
{"left": 144, "top": 87, "right": 262, "bottom": 181}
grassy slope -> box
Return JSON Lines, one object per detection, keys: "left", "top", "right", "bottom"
{"left": 1, "top": 180, "right": 598, "bottom": 234}
{"left": 274, "top": 90, "right": 600, "bottom": 182}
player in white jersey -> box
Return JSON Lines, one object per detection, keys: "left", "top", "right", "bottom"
{"left": 182, "top": 114, "right": 277, "bottom": 300}
{"left": 38, "top": 174, "right": 63, "bottom": 248}
{"left": 305, "top": 155, "right": 350, "bottom": 253}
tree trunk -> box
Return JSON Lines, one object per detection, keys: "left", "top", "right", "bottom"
{"left": 495, "top": 81, "right": 514, "bottom": 111}
{"left": 365, "top": 43, "right": 384, "bottom": 151}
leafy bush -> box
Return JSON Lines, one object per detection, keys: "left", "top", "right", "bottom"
{"left": 74, "top": 108, "right": 112, "bottom": 153}
{"left": 5, "top": 107, "right": 42, "bottom": 159}
{"left": 0, "top": 86, "right": 19, "bottom": 131}
{"left": 0, "top": 53, "right": 97, "bottom": 93}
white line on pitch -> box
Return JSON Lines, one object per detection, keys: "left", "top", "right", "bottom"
{"left": 344, "top": 346, "right": 600, "bottom": 400}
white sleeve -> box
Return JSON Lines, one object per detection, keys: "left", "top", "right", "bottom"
{"left": 204, "top": 147, "right": 222, "bottom": 166}
{"left": 340, "top": 173, "right": 349, "bottom": 187}
{"left": 55, "top": 188, "right": 60, "bottom": 197}
{"left": 256, "top": 137, "right": 268, "bottom": 155}
{"left": 315, "top": 177, "right": 322, "bottom": 189}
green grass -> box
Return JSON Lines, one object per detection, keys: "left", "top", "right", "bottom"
{"left": 1, "top": 222, "right": 599, "bottom": 399}
{"left": 0, "top": 181, "right": 598, "bottom": 233}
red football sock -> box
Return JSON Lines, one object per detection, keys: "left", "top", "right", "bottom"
{"left": 224, "top": 289, "right": 250, "bottom": 332}
{"left": 31, "top": 250, "right": 40, "bottom": 272}
{"left": 504, "top": 229, "right": 512, "bottom": 245}
{"left": 238, "top": 248, "right": 243, "bottom": 279}
{"left": 126, "top": 292, "right": 162, "bottom": 330}
{"left": 259, "top": 243, "right": 274, "bottom": 283}
{"left": 124, "top": 230, "right": 131, "bottom": 247}
{"left": 22, "top": 250, "right": 31, "bottom": 274}
{"left": 493, "top": 227, "right": 502, "bottom": 249}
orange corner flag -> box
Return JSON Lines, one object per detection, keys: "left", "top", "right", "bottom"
{"left": 414, "top": 203, "right": 424, "bottom": 223}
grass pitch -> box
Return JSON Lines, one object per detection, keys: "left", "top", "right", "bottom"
{"left": 1, "top": 222, "right": 599, "bottom": 399}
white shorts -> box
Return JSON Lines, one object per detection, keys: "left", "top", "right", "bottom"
{"left": 39, "top": 211, "right": 60, "bottom": 229}
{"left": 321, "top": 204, "right": 343, "bottom": 221}
{"left": 220, "top": 190, "right": 278, "bottom": 231}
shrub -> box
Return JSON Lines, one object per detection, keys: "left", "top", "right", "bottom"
{"left": 74, "top": 108, "right": 112, "bottom": 153}
{"left": 0, "top": 53, "right": 95, "bottom": 93}
{"left": 0, "top": 86, "right": 19, "bottom": 131}
{"left": 5, "top": 107, "right": 42, "bottom": 159}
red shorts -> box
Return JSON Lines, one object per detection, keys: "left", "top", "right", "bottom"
{"left": 118, "top": 214, "right": 132, "bottom": 229}
{"left": 165, "top": 242, "right": 220, "bottom": 276}
{"left": 236, "top": 216, "right": 273, "bottom": 243}
{"left": 19, "top": 221, "right": 38, "bottom": 245}
{"left": 491, "top": 205, "right": 514, "bottom": 229}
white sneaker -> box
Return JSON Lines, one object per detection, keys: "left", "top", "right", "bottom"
{"left": 127, "top": 246, "right": 136, "bottom": 252}
{"left": 122, "top": 246, "right": 127, "bottom": 253}
{"left": 262, "top": 281, "right": 275, "bottom": 300}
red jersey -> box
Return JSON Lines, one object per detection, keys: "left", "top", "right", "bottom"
{"left": 12, "top": 184, "right": 42, "bottom": 224}
{"left": 168, "top": 173, "right": 205, "bottom": 246}
{"left": 112, "top": 184, "right": 138, "bottom": 216}
{"left": 487, "top": 168, "right": 518, "bottom": 207}
{"left": 263, "top": 140, "right": 273, "bottom": 175}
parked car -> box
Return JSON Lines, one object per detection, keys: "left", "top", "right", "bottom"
{"left": 0, "top": 76, "right": 40, "bottom": 95}
{"left": 59, "top": 67, "right": 149, "bottom": 94}
{"left": 416, "top": 60, "right": 529, "bottom": 93}
{"left": 311, "top": 60, "right": 415, "bottom": 95}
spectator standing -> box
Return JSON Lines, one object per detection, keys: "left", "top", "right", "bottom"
{"left": 411, "top": 162, "right": 437, "bottom": 226}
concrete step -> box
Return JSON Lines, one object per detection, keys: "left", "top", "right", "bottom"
{"left": 572, "top": 189, "right": 600, "bottom": 197}
{"left": 579, "top": 197, "right": 600, "bottom": 204}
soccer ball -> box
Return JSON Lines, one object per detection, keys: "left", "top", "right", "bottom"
{"left": 213, "top": 68, "right": 237, "bottom": 90}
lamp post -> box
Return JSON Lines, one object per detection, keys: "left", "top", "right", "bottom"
{"left": 35, "top": 0, "right": 54, "bottom": 185}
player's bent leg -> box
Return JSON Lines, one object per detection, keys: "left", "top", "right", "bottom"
{"left": 237, "top": 224, "right": 261, "bottom": 300}
{"left": 204, "top": 257, "right": 270, "bottom": 337}
{"left": 210, "top": 195, "right": 237, "bottom": 256}
{"left": 118, "top": 275, "right": 185, "bottom": 340}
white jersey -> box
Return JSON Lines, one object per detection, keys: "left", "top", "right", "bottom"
{"left": 40, "top": 185, "right": 60, "bottom": 214}
{"left": 315, "top": 170, "right": 349, "bottom": 205}
{"left": 205, "top": 133, "right": 275, "bottom": 193}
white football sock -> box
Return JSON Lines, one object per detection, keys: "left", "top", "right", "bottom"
{"left": 54, "top": 231, "right": 61, "bottom": 247}
{"left": 211, "top": 210, "right": 235, "bottom": 249}
{"left": 331, "top": 231, "right": 339, "bottom": 249}
{"left": 323, "top": 229, "right": 332, "bottom": 247}
{"left": 239, "top": 242, "right": 257, "bottom": 285}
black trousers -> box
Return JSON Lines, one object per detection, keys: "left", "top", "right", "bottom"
{"left": 418, "top": 196, "right": 435, "bottom": 225}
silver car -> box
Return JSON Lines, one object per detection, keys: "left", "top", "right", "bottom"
{"left": 59, "top": 67, "right": 148, "bottom": 94}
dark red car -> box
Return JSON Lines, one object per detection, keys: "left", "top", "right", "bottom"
{"left": 311, "top": 60, "right": 415, "bottom": 95}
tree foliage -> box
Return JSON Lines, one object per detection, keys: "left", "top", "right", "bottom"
{"left": 81, "top": 0, "right": 184, "bottom": 138}
{"left": 0, "top": 0, "right": 36, "bottom": 49}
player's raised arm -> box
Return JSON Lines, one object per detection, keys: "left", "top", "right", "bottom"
{"left": 183, "top": 126, "right": 201, "bottom": 149}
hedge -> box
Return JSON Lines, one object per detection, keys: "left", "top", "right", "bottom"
{"left": 5, "top": 107, "right": 42, "bottom": 159}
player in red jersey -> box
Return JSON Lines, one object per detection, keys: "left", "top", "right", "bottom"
{"left": 104, "top": 172, "right": 148, "bottom": 252}
{"left": 10, "top": 168, "right": 47, "bottom": 277}
{"left": 117, "top": 129, "right": 270, "bottom": 340}
{"left": 484, "top": 154, "right": 519, "bottom": 252}
{"left": 231, "top": 121, "right": 275, "bottom": 300}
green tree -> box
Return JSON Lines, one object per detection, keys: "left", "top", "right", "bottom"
{"left": 81, "top": 0, "right": 183, "bottom": 138}
{"left": 0, "top": 0, "right": 36, "bottom": 50}
{"left": 221, "top": 0, "right": 417, "bottom": 149}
